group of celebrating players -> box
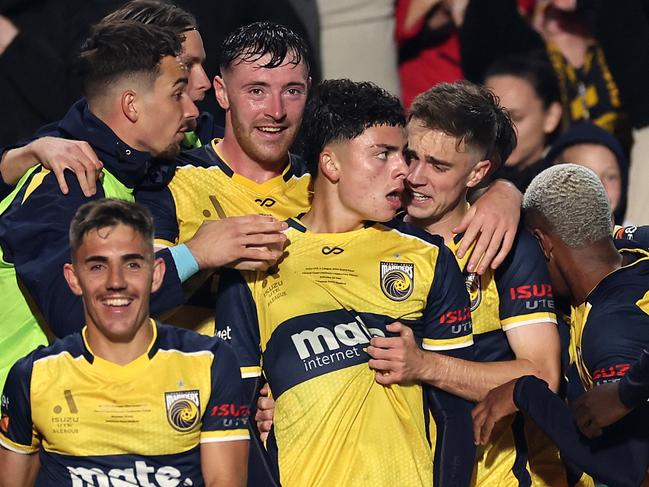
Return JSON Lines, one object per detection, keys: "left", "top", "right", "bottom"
{"left": 0, "top": 1, "right": 648, "bottom": 487}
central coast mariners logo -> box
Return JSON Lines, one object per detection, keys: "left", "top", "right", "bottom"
{"left": 165, "top": 390, "right": 200, "bottom": 432}
{"left": 465, "top": 272, "right": 482, "bottom": 311}
{"left": 380, "top": 261, "right": 414, "bottom": 301}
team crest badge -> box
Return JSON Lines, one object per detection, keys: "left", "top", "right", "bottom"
{"left": 380, "top": 262, "right": 414, "bottom": 301}
{"left": 465, "top": 272, "right": 482, "bottom": 311}
{"left": 165, "top": 390, "right": 200, "bottom": 432}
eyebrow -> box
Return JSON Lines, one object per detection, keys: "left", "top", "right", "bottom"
{"left": 372, "top": 143, "right": 402, "bottom": 152}
{"left": 173, "top": 77, "right": 189, "bottom": 88}
{"left": 84, "top": 253, "right": 146, "bottom": 264}
{"left": 424, "top": 155, "right": 453, "bottom": 168}
{"left": 241, "top": 81, "right": 307, "bottom": 89}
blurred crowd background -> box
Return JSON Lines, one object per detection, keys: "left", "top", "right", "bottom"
{"left": 1, "top": 0, "right": 647, "bottom": 224}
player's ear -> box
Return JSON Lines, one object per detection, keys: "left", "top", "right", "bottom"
{"left": 213, "top": 75, "right": 229, "bottom": 110}
{"left": 121, "top": 90, "right": 139, "bottom": 123}
{"left": 63, "top": 263, "right": 83, "bottom": 296}
{"left": 532, "top": 228, "right": 553, "bottom": 261}
{"left": 319, "top": 148, "right": 340, "bottom": 183}
{"left": 467, "top": 159, "right": 492, "bottom": 188}
{"left": 543, "top": 101, "right": 563, "bottom": 134}
{"left": 150, "top": 257, "right": 166, "bottom": 293}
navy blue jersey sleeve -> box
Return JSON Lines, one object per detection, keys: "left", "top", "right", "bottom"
{"left": 619, "top": 349, "right": 649, "bottom": 408}
{"left": 615, "top": 225, "right": 649, "bottom": 249}
{"left": 215, "top": 269, "right": 262, "bottom": 399}
{"left": 135, "top": 186, "right": 180, "bottom": 245}
{"left": 582, "top": 308, "right": 649, "bottom": 389}
{"left": 200, "top": 338, "right": 250, "bottom": 443}
{"left": 494, "top": 228, "right": 557, "bottom": 330}
{"left": 1, "top": 171, "right": 185, "bottom": 337}
{"left": 0, "top": 354, "right": 38, "bottom": 453}
{"left": 424, "top": 244, "right": 476, "bottom": 487}
{"left": 514, "top": 375, "right": 649, "bottom": 487}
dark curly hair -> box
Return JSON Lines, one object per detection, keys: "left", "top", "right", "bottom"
{"left": 409, "top": 81, "right": 516, "bottom": 172}
{"left": 219, "top": 21, "right": 309, "bottom": 74}
{"left": 301, "top": 79, "right": 405, "bottom": 177}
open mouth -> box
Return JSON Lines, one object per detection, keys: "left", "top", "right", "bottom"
{"left": 409, "top": 190, "right": 432, "bottom": 202}
{"left": 386, "top": 188, "right": 404, "bottom": 208}
{"left": 256, "top": 126, "right": 287, "bottom": 135}
{"left": 100, "top": 296, "right": 134, "bottom": 309}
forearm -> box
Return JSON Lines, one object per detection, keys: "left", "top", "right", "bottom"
{"left": 515, "top": 376, "right": 649, "bottom": 487}
{"left": 0, "top": 146, "right": 39, "bottom": 187}
{"left": 422, "top": 352, "right": 551, "bottom": 402}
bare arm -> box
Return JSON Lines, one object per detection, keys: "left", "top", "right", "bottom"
{"left": 403, "top": 0, "right": 444, "bottom": 31}
{"left": 0, "top": 448, "right": 38, "bottom": 487}
{"left": 0, "top": 137, "right": 102, "bottom": 196}
{"left": 201, "top": 440, "right": 248, "bottom": 487}
{"left": 368, "top": 321, "right": 560, "bottom": 402}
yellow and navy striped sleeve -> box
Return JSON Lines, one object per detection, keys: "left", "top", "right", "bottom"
{"left": 495, "top": 228, "right": 557, "bottom": 331}
{"left": 0, "top": 353, "right": 40, "bottom": 454}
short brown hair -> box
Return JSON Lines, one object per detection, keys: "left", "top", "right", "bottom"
{"left": 69, "top": 199, "right": 154, "bottom": 257}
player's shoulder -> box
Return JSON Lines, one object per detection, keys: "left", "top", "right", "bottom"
{"left": 155, "top": 322, "right": 232, "bottom": 357}
{"left": 614, "top": 225, "right": 649, "bottom": 249}
{"left": 380, "top": 217, "right": 445, "bottom": 249}
{"left": 175, "top": 141, "right": 224, "bottom": 172}
{"left": 591, "top": 250, "right": 649, "bottom": 307}
{"left": 13, "top": 333, "right": 85, "bottom": 376}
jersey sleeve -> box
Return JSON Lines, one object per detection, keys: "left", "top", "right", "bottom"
{"left": 614, "top": 225, "right": 649, "bottom": 249}
{"left": 0, "top": 355, "right": 39, "bottom": 454}
{"left": 619, "top": 349, "right": 649, "bottom": 408}
{"left": 215, "top": 268, "right": 262, "bottom": 382}
{"left": 495, "top": 228, "right": 557, "bottom": 331}
{"left": 583, "top": 307, "right": 649, "bottom": 388}
{"left": 423, "top": 243, "right": 476, "bottom": 487}
{"left": 422, "top": 243, "right": 474, "bottom": 355}
{"left": 200, "top": 339, "right": 250, "bottom": 444}
{"left": 135, "top": 186, "right": 179, "bottom": 246}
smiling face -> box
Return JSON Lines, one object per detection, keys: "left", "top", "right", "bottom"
{"left": 214, "top": 52, "right": 309, "bottom": 169}
{"left": 64, "top": 224, "right": 164, "bottom": 344}
{"left": 325, "top": 124, "right": 408, "bottom": 223}
{"left": 404, "top": 119, "right": 490, "bottom": 228}
{"left": 136, "top": 55, "right": 199, "bottom": 159}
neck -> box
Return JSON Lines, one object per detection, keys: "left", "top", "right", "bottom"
{"left": 406, "top": 199, "right": 468, "bottom": 244}
{"left": 215, "top": 124, "right": 289, "bottom": 184}
{"left": 301, "top": 182, "right": 365, "bottom": 233}
{"left": 89, "top": 103, "right": 148, "bottom": 153}
{"left": 85, "top": 318, "right": 153, "bottom": 366}
{"left": 547, "top": 31, "right": 593, "bottom": 68}
{"left": 565, "top": 239, "right": 622, "bottom": 305}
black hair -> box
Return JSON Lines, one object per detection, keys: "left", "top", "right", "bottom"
{"left": 70, "top": 199, "right": 154, "bottom": 256}
{"left": 484, "top": 52, "right": 560, "bottom": 109}
{"left": 218, "top": 21, "right": 309, "bottom": 74}
{"left": 409, "top": 81, "right": 516, "bottom": 171}
{"left": 102, "top": 0, "right": 198, "bottom": 33}
{"left": 301, "top": 79, "right": 406, "bottom": 176}
{"left": 76, "top": 20, "right": 182, "bottom": 101}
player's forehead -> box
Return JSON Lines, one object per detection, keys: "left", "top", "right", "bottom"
{"left": 77, "top": 224, "right": 149, "bottom": 257}
{"left": 226, "top": 51, "right": 308, "bottom": 83}
{"left": 180, "top": 29, "right": 206, "bottom": 63}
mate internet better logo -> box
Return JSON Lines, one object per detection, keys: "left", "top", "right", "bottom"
{"left": 165, "top": 390, "right": 200, "bottom": 432}
{"left": 380, "top": 261, "right": 414, "bottom": 301}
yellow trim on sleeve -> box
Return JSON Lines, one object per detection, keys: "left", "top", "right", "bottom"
{"left": 0, "top": 434, "right": 38, "bottom": 455}
{"left": 240, "top": 366, "right": 262, "bottom": 379}
{"left": 422, "top": 335, "right": 473, "bottom": 351}
{"left": 154, "top": 238, "right": 176, "bottom": 247}
{"left": 201, "top": 429, "right": 250, "bottom": 443}
{"left": 501, "top": 312, "right": 557, "bottom": 331}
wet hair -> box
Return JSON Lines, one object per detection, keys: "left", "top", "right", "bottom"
{"left": 523, "top": 164, "right": 612, "bottom": 248}
{"left": 300, "top": 79, "right": 406, "bottom": 176}
{"left": 218, "top": 21, "right": 309, "bottom": 74}
{"left": 76, "top": 20, "right": 182, "bottom": 101}
{"left": 69, "top": 199, "right": 155, "bottom": 257}
{"left": 409, "top": 81, "right": 516, "bottom": 171}
{"left": 102, "top": 0, "right": 198, "bottom": 33}
{"left": 484, "top": 52, "right": 560, "bottom": 109}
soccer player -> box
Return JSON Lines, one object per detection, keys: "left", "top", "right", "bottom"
{"left": 354, "top": 81, "right": 583, "bottom": 486}
{"left": 0, "top": 199, "right": 249, "bottom": 487}
{"left": 0, "top": 0, "right": 216, "bottom": 198}
{"left": 472, "top": 164, "right": 649, "bottom": 486}
{"left": 0, "top": 21, "right": 286, "bottom": 389}
{"left": 216, "top": 79, "right": 476, "bottom": 486}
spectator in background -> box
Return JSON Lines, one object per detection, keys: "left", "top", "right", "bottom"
{"left": 395, "top": 0, "right": 465, "bottom": 110}
{"left": 461, "top": 0, "right": 632, "bottom": 154}
{"left": 546, "top": 121, "right": 628, "bottom": 224}
{"left": 484, "top": 53, "right": 563, "bottom": 192}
